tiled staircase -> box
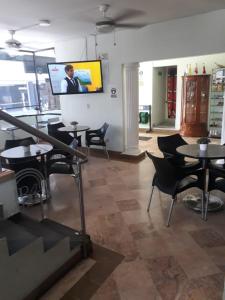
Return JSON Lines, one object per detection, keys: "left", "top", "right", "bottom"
{"left": 0, "top": 212, "right": 91, "bottom": 300}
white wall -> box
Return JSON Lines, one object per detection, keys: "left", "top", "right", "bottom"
{"left": 151, "top": 67, "right": 167, "bottom": 126}
{"left": 55, "top": 9, "right": 225, "bottom": 152}
{"left": 139, "top": 62, "right": 153, "bottom": 106}
{"left": 55, "top": 38, "right": 123, "bottom": 151}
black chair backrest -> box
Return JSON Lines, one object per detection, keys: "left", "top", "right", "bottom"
{"left": 4, "top": 137, "right": 36, "bottom": 150}
{"left": 157, "top": 134, "right": 187, "bottom": 166}
{"left": 3, "top": 138, "right": 41, "bottom": 182}
{"left": 100, "top": 122, "right": 109, "bottom": 137}
{"left": 47, "top": 122, "right": 73, "bottom": 145}
{"left": 146, "top": 151, "right": 180, "bottom": 195}
{"left": 47, "top": 122, "right": 64, "bottom": 136}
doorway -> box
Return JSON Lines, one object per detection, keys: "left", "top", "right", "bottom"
{"left": 152, "top": 66, "right": 177, "bottom": 130}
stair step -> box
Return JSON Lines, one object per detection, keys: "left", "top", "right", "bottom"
{"left": 42, "top": 219, "right": 82, "bottom": 250}
{"left": 10, "top": 213, "right": 65, "bottom": 251}
{"left": 0, "top": 219, "right": 37, "bottom": 256}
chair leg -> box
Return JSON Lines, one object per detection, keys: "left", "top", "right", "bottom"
{"left": 166, "top": 196, "right": 176, "bottom": 227}
{"left": 204, "top": 192, "right": 210, "bottom": 221}
{"left": 201, "top": 190, "right": 205, "bottom": 220}
{"left": 46, "top": 177, "right": 51, "bottom": 199}
{"left": 104, "top": 146, "right": 109, "bottom": 159}
{"left": 147, "top": 186, "right": 155, "bottom": 212}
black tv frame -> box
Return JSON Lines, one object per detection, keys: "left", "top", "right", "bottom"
{"left": 47, "top": 59, "right": 104, "bottom": 96}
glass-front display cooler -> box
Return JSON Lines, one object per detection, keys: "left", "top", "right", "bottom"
{"left": 209, "top": 68, "right": 225, "bottom": 138}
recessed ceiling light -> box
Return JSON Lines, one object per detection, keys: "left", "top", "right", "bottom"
{"left": 39, "top": 20, "right": 51, "bottom": 27}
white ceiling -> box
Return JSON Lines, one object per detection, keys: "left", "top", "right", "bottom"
{"left": 0, "top": 0, "right": 225, "bottom": 50}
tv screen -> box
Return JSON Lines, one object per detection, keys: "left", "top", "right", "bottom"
{"left": 47, "top": 60, "right": 103, "bottom": 95}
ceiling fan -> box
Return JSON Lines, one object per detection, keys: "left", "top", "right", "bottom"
{"left": 0, "top": 20, "right": 51, "bottom": 53}
{"left": 95, "top": 4, "right": 145, "bottom": 34}
{"left": 5, "top": 30, "right": 22, "bottom": 49}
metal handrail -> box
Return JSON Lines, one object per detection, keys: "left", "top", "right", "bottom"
{"left": 0, "top": 109, "right": 87, "bottom": 235}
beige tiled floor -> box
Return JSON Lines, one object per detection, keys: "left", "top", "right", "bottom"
{"left": 28, "top": 133, "right": 225, "bottom": 299}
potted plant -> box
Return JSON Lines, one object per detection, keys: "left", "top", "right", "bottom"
{"left": 197, "top": 137, "right": 211, "bottom": 151}
{"left": 70, "top": 121, "right": 79, "bottom": 129}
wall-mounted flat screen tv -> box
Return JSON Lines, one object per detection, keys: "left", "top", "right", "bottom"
{"left": 47, "top": 60, "right": 103, "bottom": 95}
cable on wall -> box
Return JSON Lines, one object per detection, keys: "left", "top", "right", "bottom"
{"left": 79, "top": 38, "right": 88, "bottom": 61}
{"left": 113, "top": 30, "right": 117, "bottom": 46}
{"left": 94, "top": 34, "right": 98, "bottom": 59}
{"left": 85, "top": 36, "right": 88, "bottom": 60}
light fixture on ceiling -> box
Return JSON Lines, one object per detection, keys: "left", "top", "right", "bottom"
{"left": 39, "top": 20, "right": 51, "bottom": 27}
{"left": 5, "top": 48, "right": 19, "bottom": 57}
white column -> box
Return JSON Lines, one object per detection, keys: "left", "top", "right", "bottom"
{"left": 123, "top": 63, "right": 142, "bottom": 155}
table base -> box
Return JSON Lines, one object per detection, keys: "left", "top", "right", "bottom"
{"left": 183, "top": 194, "right": 224, "bottom": 212}
{"left": 18, "top": 193, "right": 47, "bottom": 206}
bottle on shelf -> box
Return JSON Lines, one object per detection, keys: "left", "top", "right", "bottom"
{"left": 194, "top": 63, "right": 198, "bottom": 75}
{"left": 184, "top": 64, "right": 188, "bottom": 76}
{"left": 202, "top": 63, "right": 206, "bottom": 75}
{"left": 188, "top": 64, "right": 192, "bottom": 75}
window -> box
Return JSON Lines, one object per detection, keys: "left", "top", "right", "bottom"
{"left": 34, "top": 49, "right": 60, "bottom": 111}
{"left": 0, "top": 49, "right": 60, "bottom": 112}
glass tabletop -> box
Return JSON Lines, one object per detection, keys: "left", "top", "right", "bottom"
{"left": 177, "top": 144, "right": 225, "bottom": 160}
{"left": 0, "top": 144, "right": 53, "bottom": 159}
{"left": 58, "top": 126, "right": 90, "bottom": 133}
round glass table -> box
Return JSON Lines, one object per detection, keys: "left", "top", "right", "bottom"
{"left": 177, "top": 144, "right": 225, "bottom": 217}
{"left": 1, "top": 144, "right": 53, "bottom": 207}
{"left": 58, "top": 125, "right": 90, "bottom": 147}
{"left": 58, "top": 126, "right": 90, "bottom": 136}
{"left": 1, "top": 144, "right": 53, "bottom": 160}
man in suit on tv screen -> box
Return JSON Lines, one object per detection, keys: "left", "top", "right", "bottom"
{"left": 61, "top": 64, "right": 81, "bottom": 94}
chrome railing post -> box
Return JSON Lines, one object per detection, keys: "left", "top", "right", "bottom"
{"left": 76, "top": 159, "right": 86, "bottom": 235}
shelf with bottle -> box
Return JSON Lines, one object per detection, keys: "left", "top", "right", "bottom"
{"left": 210, "top": 118, "right": 222, "bottom": 124}
{"left": 210, "top": 107, "right": 224, "bottom": 112}
{"left": 210, "top": 108, "right": 224, "bottom": 113}
{"left": 210, "top": 125, "right": 222, "bottom": 128}
{"left": 209, "top": 124, "right": 222, "bottom": 134}
{"left": 211, "top": 102, "right": 223, "bottom": 107}
{"left": 210, "top": 98, "right": 224, "bottom": 102}
{"left": 209, "top": 135, "right": 221, "bottom": 139}
{"left": 209, "top": 129, "right": 222, "bottom": 138}
{"left": 210, "top": 111, "right": 223, "bottom": 116}
{"left": 210, "top": 117, "right": 222, "bottom": 121}
{"left": 211, "top": 85, "right": 225, "bottom": 92}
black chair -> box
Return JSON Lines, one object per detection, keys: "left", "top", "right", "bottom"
{"left": 47, "top": 122, "right": 81, "bottom": 147}
{"left": 86, "top": 123, "right": 109, "bottom": 159}
{"left": 208, "top": 166, "right": 225, "bottom": 193}
{"left": 3, "top": 137, "right": 37, "bottom": 166}
{"left": 44, "top": 149, "right": 83, "bottom": 200}
{"left": 46, "top": 149, "right": 75, "bottom": 176}
{"left": 4, "top": 137, "right": 36, "bottom": 150}
{"left": 146, "top": 151, "right": 204, "bottom": 226}
{"left": 157, "top": 133, "right": 201, "bottom": 174}
{"left": 206, "top": 165, "right": 225, "bottom": 219}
